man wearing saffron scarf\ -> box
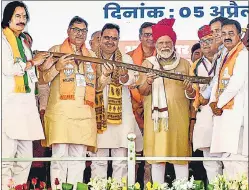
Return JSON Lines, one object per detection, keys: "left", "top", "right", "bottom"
{"left": 136, "top": 18, "right": 192, "bottom": 182}
{"left": 41, "top": 16, "right": 108, "bottom": 190}
{"left": 127, "top": 22, "right": 156, "bottom": 187}
{"left": 187, "top": 25, "right": 223, "bottom": 183}
{"left": 209, "top": 19, "right": 248, "bottom": 180}
{"left": 1, "top": 1, "right": 50, "bottom": 189}
{"left": 91, "top": 23, "right": 138, "bottom": 181}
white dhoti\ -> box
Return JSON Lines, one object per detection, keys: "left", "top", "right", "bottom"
{"left": 202, "top": 148, "right": 223, "bottom": 183}
{"left": 151, "top": 163, "right": 189, "bottom": 183}
{"left": 50, "top": 143, "right": 87, "bottom": 190}
{"left": 2, "top": 132, "right": 33, "bottom": 190}
{"left": 91, "top": 148, "right": 127, "bottom": 180}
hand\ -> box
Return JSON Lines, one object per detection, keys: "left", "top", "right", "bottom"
{"left": 199, "top": 94, "right": 209, "bottom": 106}
{"left": 119, "top": 67, "right": 129, "bottom": 83}
{"left": 146, "top": 72, "right": 158, "bottom": 85}
{"left": 214, "top": 108, "right": 223, "bottom": 116}
{"left": 39, "top": 109, "right": 45, "bottom": 124}
{"left": 209, "top": 102, "right": 223, "bottom": 116}
{"left": 119, "top": 67, "right": 128, "bottom": 76}
{"left": 38, "top": 54, "right": 55, "bottom": 71}
{"left": 183, "top": 79, "right": 194, "bottom": 93}
{"left": 55, "top": 54, "right": 74, "bottom": 71}
{"left": 209, "top": 102, "right": 217, "bottom": 114}
{"left": 102, "top": 62, "right": 115, "bottom": 77}
{"left": 32, "top": 52, "right": 50, "bottom": 66}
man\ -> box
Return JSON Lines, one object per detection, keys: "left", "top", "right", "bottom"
{"left": 190, "top": 42, "right": 203, "bottom": 63}
{"left": 91, "top": 23, "right": 140, "bottom": 180}
{"left": 41, "top": 16, "right": 104, "bottom": 189}
{"left": 21, "top": 30, "right": 52, "bottom": 178}
{"left": 186, "top": 25, "right": 222, "bottom": 183}
{"left": 127, "top": 22, "right": 155, "bottom": 130}
{"left": 136, "top": 18, "right": 191, "bottom": 182}
{"left": 127, "top": 22, "right": 155, "bottom": 186}
{"left": 89, "top": 30, "right": 101, "bottom": 52}
{"left": 1, "top": 1, "right": 49, "bottom": 189}
{"left": 209, "top": 19, "right": 248, "bottom": 179}
{"left": 201, "top": 16, "right": 228, "bottom": 101}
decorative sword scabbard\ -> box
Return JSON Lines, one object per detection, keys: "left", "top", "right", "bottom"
{"left": 34, "top": 50, "right": 211, "bottom": 84}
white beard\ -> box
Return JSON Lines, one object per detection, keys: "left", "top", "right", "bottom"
{"left": 157, "top": 48, "right": 174, "bottom": 59}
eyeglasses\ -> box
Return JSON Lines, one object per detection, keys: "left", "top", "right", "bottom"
{"left": 103, "top": 36, "right": 119, "bottom": 41}
{"left": 70, "top": 27, "right": 88, "bottom": 34}
{"left": 200, "top": 38, "right": 214, "bottom": 45}
{"left": 142, "top": 33, "right": 152, "bottom": 38}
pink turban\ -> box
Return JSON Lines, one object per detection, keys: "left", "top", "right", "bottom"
{"left": 152, "top": 18, "right": 177, "bottom": 44}
{"left": 198, "top": 25, "right": 213, "bottom": 39}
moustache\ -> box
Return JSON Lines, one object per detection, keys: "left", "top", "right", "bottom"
{"left": 161, "top": 48, "right": 171, "bottom": 52}
{"left": 224, "top": 39, "right": 232, "bottom": 43}
{"left": 17, "top": 23, "right": 25, "bottom": 26}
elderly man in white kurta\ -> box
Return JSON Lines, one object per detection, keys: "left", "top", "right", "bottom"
{"left": 91, "top": 23, "right": 142, "bottom": 180}
{"left": 209, "top": 19, "right": 248, "bottom": 179}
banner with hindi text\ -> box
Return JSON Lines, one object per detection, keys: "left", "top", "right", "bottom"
{"left": 22, "top": 1, "right": 248, "bottom": 60}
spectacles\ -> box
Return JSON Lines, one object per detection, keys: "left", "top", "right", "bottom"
{"left": 103, "top": 36, "right": 119, "bottom": 41}
{"left": 70, "top": 27, "right": 88, "bottom": 34}
{"left": 200, "top": 38, "right": 214, "bottom": 45}
{"left": 142, "top": 33, "right": 152, "bottom": 38}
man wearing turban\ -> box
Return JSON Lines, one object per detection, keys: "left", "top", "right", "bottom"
{"left": 136, "top": 18, "right": 192, "bottom": 182}
{"left": 187, "top": 25, "right": 223, "bottom": 183}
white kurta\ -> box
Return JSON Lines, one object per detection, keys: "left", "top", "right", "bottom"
{"left": 193, "top": 57, "right": 215, "bottom": 151}
{"left": 2, "top": 33, "right": 45, "bottom": 141}
{"left": 96, "top": 53, "right": 142, "bottom": 150}
{"left": 210, "top": 47, "right": 248, "bottom": 156}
